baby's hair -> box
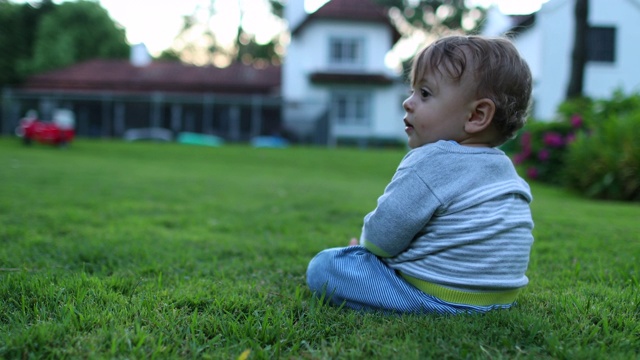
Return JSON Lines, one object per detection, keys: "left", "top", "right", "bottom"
{"left": 410, "top": 35, "right": 532, "bottom": 145}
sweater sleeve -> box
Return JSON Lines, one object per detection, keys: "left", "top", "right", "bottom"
{"left": 360, "top": 166, "right": 441, "bottom": 257}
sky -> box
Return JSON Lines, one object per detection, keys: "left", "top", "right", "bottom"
{"left": 11, "top": 0, "right": 549, "bottom": 57}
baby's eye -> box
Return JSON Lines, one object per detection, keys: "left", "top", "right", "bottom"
{"left": 420, "top": 89, "right": 431, "bottom": 98}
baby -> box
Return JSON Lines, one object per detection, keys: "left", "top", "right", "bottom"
{"left": 307, "top": 35, "right": 534, "bottom": 314}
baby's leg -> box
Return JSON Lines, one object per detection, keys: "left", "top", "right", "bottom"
{"left": 306, "top": 246, "right": 459, "bottom": 314}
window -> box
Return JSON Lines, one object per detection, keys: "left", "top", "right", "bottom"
{"left": 329, "top": 38, "right": 364, "bottom": 67}
{"left": 332, "top": 92, "right": 371, "bottom": 126}
{"left": 586, "top": 26, "right": 616, "bottom": 63}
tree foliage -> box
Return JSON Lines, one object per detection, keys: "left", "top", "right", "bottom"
{"left": 19, "top": 0, "right": 129, "bottom": 75}
{"left": 0, "top": 0, "right": 55, "bottom": 85}
{"left": 369, "top": 0, "right": 485, "bottom": 74}
{"left": 168, "top": 0, "right": 481, "bottom": 68}
{"left": 373, "top": 0, "right": 486, "bottom": 37}
{"left": 169, "top": 0, "right": 285, "bottom": 68}
{"left": 0, "top": 0, "right": 128, "bottom": 88}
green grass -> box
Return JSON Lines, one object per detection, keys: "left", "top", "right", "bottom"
{"left": 1, "top": 138, "right": 638, "bottom": 359}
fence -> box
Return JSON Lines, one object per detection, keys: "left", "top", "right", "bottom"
{"left": 1, "top": 88, "right": 304, "bottom": 143}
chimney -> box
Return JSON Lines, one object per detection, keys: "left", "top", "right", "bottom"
{"left": 130, "top": 43, "right": 152, "bottom": 67}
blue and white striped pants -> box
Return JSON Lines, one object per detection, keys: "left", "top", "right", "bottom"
{"left": 306, "top": 246, "right": 511, "bottom": 314}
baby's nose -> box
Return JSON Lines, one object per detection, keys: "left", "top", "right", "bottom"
{"left": 402, "top": 97, "right": 412, "bottom": 111}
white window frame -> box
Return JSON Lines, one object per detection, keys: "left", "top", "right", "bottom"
{"left": 328, "top": 37, "right": 365, "bottom": 68}
{"left": 331, "top": 91, "right": 371, "bottom": 128}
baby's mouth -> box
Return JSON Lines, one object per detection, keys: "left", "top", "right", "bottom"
{"left": 404, "top": 119, "right": 413, "bottom": 129}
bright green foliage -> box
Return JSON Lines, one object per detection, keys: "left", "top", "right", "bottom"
{"left": 563, "top": 92, "right": 640, "bottom": 201}
{"left": 0, "top": 139, "right": 639, "bottom": 358}
{"left": 18, "top": 0, "right": 129, "bottom": 75}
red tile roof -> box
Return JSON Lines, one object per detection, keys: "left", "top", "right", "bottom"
{"left": 292, "top": 0, "right": 401, "bottom": 44}
{"left": 22, "top": 59, "right": 281, "bottom": 95}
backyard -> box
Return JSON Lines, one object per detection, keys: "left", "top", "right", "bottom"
{"left": 0, "top": 138, "right": 638, "bottom": 359}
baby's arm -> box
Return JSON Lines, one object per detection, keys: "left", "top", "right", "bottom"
{"left": 360, "top": 167, "right": 440, "bottom": 257}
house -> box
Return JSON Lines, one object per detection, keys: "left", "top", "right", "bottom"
{"left": 490, "top": 0, "right": 640, "bottom": 121}
{"left": 3, "top": 0, "right": 407, "bottom": 145}
{"left": 282, "top": 0, "right": 406, "bottom": 145}
{"left": 4, "top": 45, "right": 282, "bottom": 140}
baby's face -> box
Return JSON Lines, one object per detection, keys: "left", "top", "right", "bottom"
{"left": 402, "top": 69, "right": 478, "bottom": 148}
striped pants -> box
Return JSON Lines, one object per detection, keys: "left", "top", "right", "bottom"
{"left": 306, "top": 246, "right": 511, "bottom": 314}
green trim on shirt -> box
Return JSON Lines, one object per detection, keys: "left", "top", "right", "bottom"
{"left": 363, "top": 240, "right": 391, "bottom": 257}
{"left": 401, "top": 273, "right": 521, "bottom": 306}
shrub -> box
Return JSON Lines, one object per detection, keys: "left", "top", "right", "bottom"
{"left": 510, "top": 118, "right": 583, "bottom": 185}
{"left": 563, "top": 93, "right": 640, "bottom": 201}
{"left": 510, "top": 90, "right": 640, "bottom": 202}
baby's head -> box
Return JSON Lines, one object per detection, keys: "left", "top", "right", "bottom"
{"left": 410, "top": 35, "right": 532, "bottom": 146}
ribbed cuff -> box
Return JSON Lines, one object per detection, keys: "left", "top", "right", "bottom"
{"left": 400, "top": 273, "right": 521, "bottom": 306}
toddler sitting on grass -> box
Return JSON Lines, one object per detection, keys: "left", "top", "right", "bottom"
{"left": 307, "top": 35, "right": 535, "bottom": 314}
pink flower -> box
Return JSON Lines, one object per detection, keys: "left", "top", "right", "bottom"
{"left": 527, "top": 167, "right": 538, "bottom": 179}
{"left": 513, "top": 153, "right": 527, "bottom": 165}
{"left": 520, "top": 132, "right": 532, "bottom": 155}
{"left": 570, "top": 114, "right": 583, "bottom": 129}
{"left": 538, "top": 149, "right": 550, "bottom": 161}
{"left": 543, "top": 132, "right": 564, "bottom": 147}
{"left": 565, "top": 133, "right": 576, "bottom": 144}
{"left": 521, "top": 132, "right": 531, "bottom": 147}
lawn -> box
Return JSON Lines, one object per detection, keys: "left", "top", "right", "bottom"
{"left": 0, "top": 138, "right": 638, "bottom": 359}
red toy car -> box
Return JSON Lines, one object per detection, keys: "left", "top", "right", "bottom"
{"left": 16, "top": 109, "right": 75, "bottom": 147}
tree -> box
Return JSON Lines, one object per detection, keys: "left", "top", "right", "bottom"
{"left": 0, "top": 0, "right": 55, "bottom": 86}
{"left": 566, "top": 0, "right": 589, "bottom": 99}
{"left": 19, "top": 0, "right": 129, "bottom": 75}
{"left": 167, "top": 0, "right": 285, "bottom": 67}
{"left": 373, "top": 0, "right": 485, "bottom": 38}
{"left": 370, "top": 0, "right": 485, "bottom": 73}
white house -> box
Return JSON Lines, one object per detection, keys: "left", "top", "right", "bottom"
{"left": 494, "top": 0, "right": 640, "bottom": 121}
{"left": 282, "top": 0, "right": 407, "bottom": 145}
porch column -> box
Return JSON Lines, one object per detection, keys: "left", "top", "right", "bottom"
{"left": 150, "top": 92, "right": 163, "bottom": 128}
{"left": 171, "top": 103, "right": 183, "bottom": 134}
{"left": 229, "top": 105, "right": 240, "bottom": 141}
{"left": 113, "top": 102, "right": 126, "bottom": 137}
{"left": 101, "top": 94, "right": 112, "bottom": 137}
{"left": 251, "top": 95, "right": 262, "bottom": 138}
{"left": 203, "top": 94, "right": 214, "bottom": 134}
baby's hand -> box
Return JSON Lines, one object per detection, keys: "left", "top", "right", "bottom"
{"left": 348, "top": 238, "right": 359, "bottom": 246}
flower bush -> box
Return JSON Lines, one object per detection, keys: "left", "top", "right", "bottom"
{"left": 510, "top": 117, "right": 582, "bottom": 185}
{"left": 511, "top": 90, "right": 640, "bottom": 202}
{"left": 563, "top": 92, "right": 640, "bottom": 201}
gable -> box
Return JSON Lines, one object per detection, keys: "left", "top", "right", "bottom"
{"left": 292, "top": 0, "right": 401, "bottom": 44}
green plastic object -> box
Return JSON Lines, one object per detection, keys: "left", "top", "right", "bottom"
{"left": 177, "top": 132, "right": 224, "bottom": 147}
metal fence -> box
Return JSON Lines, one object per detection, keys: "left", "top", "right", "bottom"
{"left": 1, "top": 88, "right": 304, "bottom": 143}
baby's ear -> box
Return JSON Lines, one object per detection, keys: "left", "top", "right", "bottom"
{"left": 465, "top": 98, "right": 496, "bottom": 134}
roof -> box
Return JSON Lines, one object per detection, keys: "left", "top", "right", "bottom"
{"left": 292, "top": 0, "right": 401, "bottom": 44}
{"left": 21, "top": 59, "right": 281, "bottom": 95}
{"left": 310, "top": 72, "right": 394, "bottom": 85}
{"left": 507, "top": 14, "right": 536, "bottom": 35}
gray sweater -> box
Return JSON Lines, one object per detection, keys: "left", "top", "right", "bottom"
{"left": 361, "top": 140, "right": 534, "bottom": 292}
